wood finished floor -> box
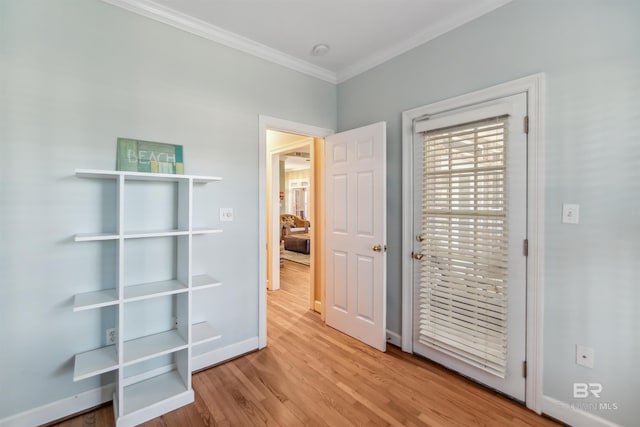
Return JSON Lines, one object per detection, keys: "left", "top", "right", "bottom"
{"left": 53, "top": 260, "right": 560, "bottom": 427}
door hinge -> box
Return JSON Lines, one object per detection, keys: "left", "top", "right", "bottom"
{"left": 524, "top": 116, "right": 529, "bottom": 134}
{"left": 523, "top": 239, "right": 529, "bottom": 257}
{"left": 522, "top": 361, "right": 527, "bottom": 378}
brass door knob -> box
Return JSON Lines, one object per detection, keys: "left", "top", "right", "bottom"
{"left": 414, "top": 253, "right": 424, "bottom": 260}
{"left": 372, "top": 244, "right": 383, "bottom": 252}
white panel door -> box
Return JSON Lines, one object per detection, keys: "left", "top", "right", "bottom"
{"left": 325, "top": 122, "right": 387, "bottom": 352}
{"left": 413, "top": 94, "right": 527, "bottom": 400}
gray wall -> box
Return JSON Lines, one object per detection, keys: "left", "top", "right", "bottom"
{"left": 0, "top": 0, "right": 335, "bottom": 419}
{"left": 337, "top": 0, "right": 639, "bottom": 425}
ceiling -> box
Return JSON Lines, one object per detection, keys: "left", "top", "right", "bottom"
{"left": 102, "top": 0, "right": 511, "bottom": 83}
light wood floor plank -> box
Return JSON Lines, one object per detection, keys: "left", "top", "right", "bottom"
{"left": 51, "top": 260, "right": 560, "bottom": 427}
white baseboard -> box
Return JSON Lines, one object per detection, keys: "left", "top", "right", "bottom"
{"left": 386, "top": 330, "right": 402, "bottom": 347}
{"left": 192, "top": 336, "right": 259, "bottom": 372}
{"left": 0, "top": 385, "right": 113, "bottom": 427}
{"left": 0, "top": 338, "right": 260, "bottom": 427}
{"left": 542, "top": 396, "right": 621, "bottom": 427}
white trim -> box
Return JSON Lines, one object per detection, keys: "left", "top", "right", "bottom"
{"left": 0, "top": 385, "right": 114, "bottom": 427}
{"left": 259, "top": 116, "right": 334, "bottom": 349}
{"left": 99, "top": 0, "right": 336, "bottom": 84}
{"left": 191, "top": 337, "right": 259, "bottom": 371}
{"left": 336, "top": 0, "right": 512, "bottom": 83}
{"left": 401, "top": 73, "right": 545, "bottom": 413}
{"left": 386, "top": 330, "right": 402, "bottom": 347}
{"left": 542, "top": 396, "right": 622, "bottom": 427}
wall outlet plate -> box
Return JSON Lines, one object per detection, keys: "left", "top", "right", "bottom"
{"left": 106, "top": 328, "right": 117, "bottom": 345}
{"left": 220, "top": 207, "right": 234, "bottom": 222}
{"left": 576, "top": 344, "right": 594, "bottom": 368}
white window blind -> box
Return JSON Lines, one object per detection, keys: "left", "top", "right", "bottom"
{"left": 418, "top": 115, "right": 510, "bottom": 378}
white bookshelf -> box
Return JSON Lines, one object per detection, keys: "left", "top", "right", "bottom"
{"left": 71, "top": 169, "right": 223, "bottom": 427}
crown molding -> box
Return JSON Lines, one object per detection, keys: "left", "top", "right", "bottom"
{"left": 100, "top": 0, "right": 337, "bottom": 84}
{"left": 336, "top": 0, "right": 512, "bottom": 83}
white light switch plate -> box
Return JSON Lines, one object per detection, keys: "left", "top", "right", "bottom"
{"left": 562, "top": 203, "right": 579, "bottom": 224}
{"left": 220, "top": 208, "right": 233, "bottom": 222}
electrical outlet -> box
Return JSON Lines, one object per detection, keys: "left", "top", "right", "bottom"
{"left": 576, "top": 344, "right": 594, "bottom": 368}
{"left": 220, "top": 208, "right": 234, "bottom": 222}
{"left": 106, "top": 328, "right": 117, "bottom": 345}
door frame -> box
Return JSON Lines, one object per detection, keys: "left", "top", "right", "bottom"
{"left": 400, "top": 74, "right": 546, "bottom": 413}
{"left": 258, "top": 115, "right": 333, "bottom": 349}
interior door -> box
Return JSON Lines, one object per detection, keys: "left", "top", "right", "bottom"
{"left": 412, "top": 94, "right": 527, "bottom": 400}
{"left": 325, "top": 122, "right": 387, "bottom": 352}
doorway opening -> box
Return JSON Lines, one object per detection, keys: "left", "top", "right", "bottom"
{"left": 258, "top": 116, "right": 333, "bottom": 348}
{"left": 266, "top": 131, "right": 313, "bottom": 305}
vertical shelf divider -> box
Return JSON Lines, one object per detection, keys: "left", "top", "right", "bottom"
{"left": 116, "top": 173, "right": 125, "bottom": 420}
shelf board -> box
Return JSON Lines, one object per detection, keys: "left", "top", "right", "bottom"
{"left": 192, "top": 322, "right": 222, "bottom": 345}
{"left": 192, "top": 175, "right": 222, "bottom": 183}
{"left": 76, "top": 169, "right": 221, "bottom": 183}
{"left": 192, "top": 228, "right": 223, "bottom": 235}
{"left": 124, "top": 230, "right": 189, "bottom": 239}
{"left": 124, "top": 279, "right": 188, "bottom": 302}
{"left": 74, "top": 289, "right": 118, "bottom": 311}
{"left": 75, "top": 233, "right": 119, "bottom": 242}
{"left": 122, "top": 370, "right": 193, "bottom": 416}
{"left": 123, "top": 330, "right": 188, "bottom": 366}
{"left": 74, "top": 345, "right": 118, "bottom": 381}
{"left": 192, "top": 275, "right": 222, "bottom": 290}
{"left": 76, "top": 229, "right": 220, "bottom": 241}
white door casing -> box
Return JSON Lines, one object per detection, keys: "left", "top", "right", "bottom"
{"left": 401, "top": 74, "right": 545, "bottom": 412}
{"left": 259, "top": 115, "right": 333, "bottom": 349}
{"left": 412, "top": 94, "right": 528, "bottom": 400}
{"left": 325, "top": 122, "right": 387, "bottom": 352}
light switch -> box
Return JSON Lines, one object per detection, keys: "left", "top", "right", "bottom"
{"left": 562, "top": 203, "right": 579, "bottom": 224}
{"left": 220, "top": 208, "right": 234, "bottom": 222}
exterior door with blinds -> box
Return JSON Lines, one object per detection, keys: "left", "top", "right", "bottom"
{"left": 412, "top": 94, "right": 527, "bottom": 401}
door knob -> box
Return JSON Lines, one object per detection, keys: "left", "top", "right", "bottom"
{"left": 372, "top": 244, "right": 383, "bottom": 252}
{"left": 413, "top": 253, "right": 424, "bottom": 260}
{"left": 416, "top": 234, "right": 425, "bottom": 242}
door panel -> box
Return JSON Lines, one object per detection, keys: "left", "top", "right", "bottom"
{"left": 325, "top": 122, "right": 387, "bottom": 352}
{"left": 356, "top": 255, "right": 375, "bottom": 321}
{"left": 332, "top": 174, "right": 348, "bottom": 232}
{"left": 332, "top": 251, "right": 348, "bottom": 311}
{"left": 357, "top": 172, "right": 374, "bottom": 235}
{"left": 412, "top": 94, "right": 527, "bottom": 400}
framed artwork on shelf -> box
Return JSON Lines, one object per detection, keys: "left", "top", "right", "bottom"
{"left": 117, "top": 138, "right": 184, "bottom": 174}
